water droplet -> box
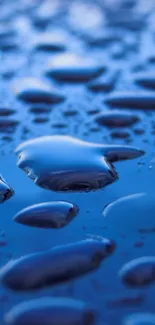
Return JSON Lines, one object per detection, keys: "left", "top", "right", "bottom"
{"left": 33, "top": 117, "right": 49, "bottom": 124}
{"left": 2, "top": 136, "right": 13, "bottom": 142}
{"left": 0, "top": 108, "right": 15, "bottom": 116}
{"left": 0, "top": 237, "right": 115, "bottom": 290}
{"left": 29, "top": 105, "right": 51, "bottom": 114}
{"left": 0, "top": 175, "right": 14, "bottom": 203}
{"left": 0, "top": 119, "right": 19, "bottom": 133}
{"left": 0, "top": 24, "right": 16, "bottom": 39}
{"left": 45, "top": 53, "right": 105, "bottom": 83}
{"left": 63, "top": 109, "right": 78, "bottom": 117}
{"left": 5, "top": 297, "right": 95, "bottom": 325}
{"left": 51, "top": 122, "right": 67, "bottom": 129}
{"left": 0, "top": 37, "right": 18, "bottom": 51}
{"left": 33, "top": 32, "right": 66, "bottom": 52}
{"left": 15, "top": 136, "right": 144, "bottom": 192}
{"left": 110, "top": 130, "right": 130, "bottom": 139}
{"left": 13, "top": 78, "right": 65, "bottom": 104}
{"left": 95, "top": 110, "right": 139, "bottom": 127}
{"left": 119, "top": 256, "right": 155, "bottom": 287}
{"left": 14, "top": 201, "right": 79, "bottom": 228}
{"left": 105, "top": 92, "right": 155, "bottom": 110}
{"left": 134, "top": 71, "right": 155, "bottom": 90}
{"left": 133, "top": 127, "right": 145, "bottom": 135}
{"left": 102, "top": 193, "right": 155, "bottom": 235}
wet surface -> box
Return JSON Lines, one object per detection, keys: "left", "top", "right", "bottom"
{"left": 0, "top": 0, "right": 155, "bottom": 324}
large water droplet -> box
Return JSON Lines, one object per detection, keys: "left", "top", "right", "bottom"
{"left": 15, "top": 136, "right": 144, "bottom": 192}
{"left": 0, "top": 237, "right": 115, "bottom": 291}
{"left": 14, "top": 201, "right": 79, "bottom": 228}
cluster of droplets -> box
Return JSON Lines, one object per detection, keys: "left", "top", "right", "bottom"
{"left": 1, "top": 0, "right": 155, "bottom": 323}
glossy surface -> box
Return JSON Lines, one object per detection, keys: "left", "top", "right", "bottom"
{"left": 15, "top": 135, "right": 144, "bottom": 192}
{"left": 0, "top": 176, "right": 14, "bottom": 203}
{"left": 14, "top": 201, "right": 79, "bottom": 228}
{"left": 119, "top": 257, "right": 155, "bottom": 287}
{"left": 0, "top": 0, "right": 154, "bottom": 324}
{"left": 5, "top": 297, "right": 95, "bottom": 325}
{"left": 0, "top": 237, "right": 115, "bottom": 291}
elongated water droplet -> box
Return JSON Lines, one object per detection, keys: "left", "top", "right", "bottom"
{"left": 14, "top": 201, "right": 79, "bottom": 228}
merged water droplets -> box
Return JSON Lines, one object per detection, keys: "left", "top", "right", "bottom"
{"left": 0, "top": 0, "right": 153, "bottom": 323}
{"left": 14, "top": 201, "right": 79, "bottom": 228}
{"left": 15, "top": 135, "right": 144, "bottom": 192}
{"left": 119, "top": 256, "right": 155, "bottom": 287}
{"left": 0, "top": 237, "right": 115, "bottom": 291}
{"left": 13, "top": 78, "right": 65, "bottom": 104}
{"left": 5, "top": 297, "right": 95, "bottom": 325}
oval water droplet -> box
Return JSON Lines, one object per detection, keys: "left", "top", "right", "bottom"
{"left": 134, "top": 71, "right": 155, "bottom": 90}
{"left": 33, "top": 117, "right": 49, "bottom": 124}
{"left": 0, "top": 237, "right": 115, "bottom": 290}
{"left": 14, "top": 201, "right": 79, "bottom": 228}
{"left": 95, "top": 110, "right": 139, "bottom": 127}
{"left": 13, "top": 78, "right": 65, "bottom": 104}
{"left": 110, "top": 130, "right": 130, "bottom": 139}
{"left": 119, "top": 256, "right": 155, "bottom": 287}
{"left": 105, "top": 92, "right": 155, "bottom": 110}
{"left": 0, "top": 108, "right": 15, "bottom": 116}
{"left": 0, "top": 37, "right": 18, "bottom": 51}
{"left": 103, "top": 193, "right": 155, "bottom": 235}
{"left": 33, "top": 32, "right": 66, "bottom": 52}
{"left": 45, "top": 53, "right": 105, "bottom": 83}
{"left": 5, "top": 297, "right": 96, "bottom": 325}
{"left": 29, "top": 105, "right": 51, "bottom": 114}
{"left": 0, "top": 119, "right": 19, "bottom": 133}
